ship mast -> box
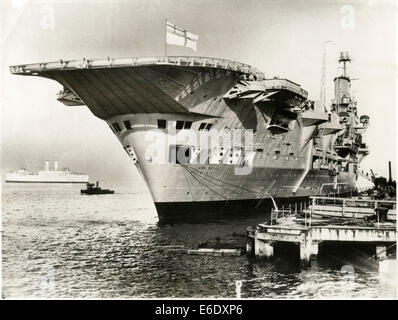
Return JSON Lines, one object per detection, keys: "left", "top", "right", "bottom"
{"left": 320, "top": 41, "right": 332, "bottom": 112}
{"left": 340, "top": 51, "right": 350, "bottom": 78}
{"left": 334, "top": 51, "right": 351, "bottom": 114}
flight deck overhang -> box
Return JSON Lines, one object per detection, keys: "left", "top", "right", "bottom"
{"left": 10, "top": 55, "right": 265, "bottom": 80}
{"left": 10, "top": 56, "right": 267, "bottom": 119}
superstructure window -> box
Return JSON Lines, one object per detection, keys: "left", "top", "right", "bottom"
{"left": 184, "top": 121, "right": 193, "bottom": 129}
{"left": 199, "top": 122, "right": 213, "bottom": 131}
{"left": 176, "top": 120, "right": 185, "bottom": 130}
{"left": 124, "top": 120, "right": 132, "bottom": 130}
{"left": 112, "top": 122, "right": 121, "bottom": 132}
{"left": 157, "top": 119, "right": 167, "bottom": 129}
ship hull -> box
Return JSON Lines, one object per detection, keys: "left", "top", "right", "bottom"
{"left": 154, "top": 197, "right": 308, "bottom": 221}
{"left": 139, "top": 162, "right": 355, "bottom": 221}
{"left": 151, "top": 168, "right": 355, "bottom": 220}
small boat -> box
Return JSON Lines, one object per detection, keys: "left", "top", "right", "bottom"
{"left": 187, "top": 248, "right": 244, "bottom": 256}
{"left": 81, "top": 181, "right": 114, "bottom": 195}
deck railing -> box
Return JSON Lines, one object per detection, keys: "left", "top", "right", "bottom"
{"left": 309, "top": 196, "right": 396, "bottom": 220}
{"left": 270, "top": 201, "right": 311, "bottom": 224}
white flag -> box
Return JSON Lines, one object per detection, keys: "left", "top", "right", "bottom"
{"left": 166, "top": 21, "right": 198, "bottom": 51}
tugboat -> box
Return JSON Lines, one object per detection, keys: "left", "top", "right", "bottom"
{"left": 81, "top": 181, "right": 114, "bottom": 195}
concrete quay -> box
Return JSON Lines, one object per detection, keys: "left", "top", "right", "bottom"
{"left": 247, "top": 215, "right": 396, "bottom": 266}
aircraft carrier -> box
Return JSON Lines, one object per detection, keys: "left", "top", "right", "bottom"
{"left": 10, "top": 52, "right": 370, "bottom": 219}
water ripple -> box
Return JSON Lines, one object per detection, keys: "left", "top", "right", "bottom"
{"left": 2, "top": 183, "right": 396, "bottom": 298}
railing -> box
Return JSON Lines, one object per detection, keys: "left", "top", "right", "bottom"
{"left": 309, "top": 196, "right": 396, "bottom": 220}
{"left": 270, "top": 201, "right": 311, "bottom": 224}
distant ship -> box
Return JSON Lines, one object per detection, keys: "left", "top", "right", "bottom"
{"left": 10, "top": 52, "right": 370, "bottom": 219}
{"left": 5, "top": 160, "right": 89, "bottom": 183}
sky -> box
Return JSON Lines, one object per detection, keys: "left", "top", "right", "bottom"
{"left": 1, "top": 0, "right": 396, "bottom": 183}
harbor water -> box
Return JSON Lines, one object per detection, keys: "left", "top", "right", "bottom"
{"left": 2, "top": 182, "right": 396, "bottom": 298}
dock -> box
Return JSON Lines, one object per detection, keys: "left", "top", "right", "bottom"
{"left": 247, "top": 196, "right": 397, "bottom": 266}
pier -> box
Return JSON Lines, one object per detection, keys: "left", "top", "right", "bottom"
{"left": 247, "top": 197, "right": 397, "bottom": 266}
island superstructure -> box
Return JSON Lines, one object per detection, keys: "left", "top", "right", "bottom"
{"left": 6, "top": 161, "right": 89, "bottom": 183}
{"left": 10, "top": 52, "right": 370, "bottom": 219}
